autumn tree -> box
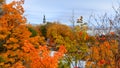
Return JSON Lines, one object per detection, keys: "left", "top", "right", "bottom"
{"left": 65, "top": 17, "right": 94, "bottom": 68}
{"left": 85, "top": 33, "right": 118, "bottom": 68}
{"left": 22, "top": 40, "right": 66, "bottom": 68}
{"left": 0, "top": 0, "right": 66, "bottom": 68}
{"left": 0, "top": 0, "right": 31, "bottom": 67}
{"left": 86, "top": 15, "right": 119, "bottom": 68}
{"left": 39, "top": 20, "right": 93, "bottom": 68}
{"left": 88, "top": 5, "right": 120, "bottom": 67}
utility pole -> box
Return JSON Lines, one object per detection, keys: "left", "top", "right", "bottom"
{"left": 70, "top": 9, "right": 75, "bottom": 28}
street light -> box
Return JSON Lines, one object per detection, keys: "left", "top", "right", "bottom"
{"left": 77, "top": 16, "right": 83, "bottom": 23}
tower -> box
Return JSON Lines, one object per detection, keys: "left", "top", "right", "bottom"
{"left": 43, "top": 15, "right": 46, "bottom": 24}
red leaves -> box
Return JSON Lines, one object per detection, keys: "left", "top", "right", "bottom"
{"left": 110, "top": 32, "right": 114, "bottom": 35}
{"left": 99, "top": 59, "right": 106, "bottom": 65}
{"left": 97, "top": 36, "right": 106, "bottom": 41}
{"left": 79, "top": 31, "right": 82, "bottom": 36}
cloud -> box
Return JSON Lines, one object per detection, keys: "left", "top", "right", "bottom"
{"left": 6, "top": 0, "right": 119, "bottom": 25}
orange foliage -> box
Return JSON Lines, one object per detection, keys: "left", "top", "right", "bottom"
{"left": 0, "top": 0, "right": 31, "bottom": 68}
{"left": 86, "top": 40, "right": 118, "bottom": 68}
{"left": 0, "top": 0, "right": 119, "bottom": 68}
{"left": 22, "top": 40, "right": 66, "bottom": 68}
{"left": 98, "top": 59, "right": 106, "bottom": 65}
{"left": 0, "top": 0, "right": 67, "bottom": 68}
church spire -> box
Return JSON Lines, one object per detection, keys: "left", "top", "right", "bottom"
{"left": 43, "top": 15, "right": 46, "bottom": 24}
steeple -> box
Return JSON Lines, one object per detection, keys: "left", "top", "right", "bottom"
{"left": 43, "top": 15, "right": 46, "bottom": 24}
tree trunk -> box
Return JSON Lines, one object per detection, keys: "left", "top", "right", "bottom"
{"left": 116, "top": 39, "right": 120, "bottom": 68}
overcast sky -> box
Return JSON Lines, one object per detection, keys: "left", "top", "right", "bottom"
{"left": 7, "top": 0, "right": 119, "bottom": 25}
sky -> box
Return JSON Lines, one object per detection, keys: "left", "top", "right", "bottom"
{"left": 7, "top": 0, "right": 119, "bottom": 25}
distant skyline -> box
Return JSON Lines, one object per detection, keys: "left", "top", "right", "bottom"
{"left": 7, "top": 0, "right": 119, "bottom": 25}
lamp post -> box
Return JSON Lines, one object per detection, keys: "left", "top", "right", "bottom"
{"left": 77, "top": 16, "right": 88, "bottom": 31}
